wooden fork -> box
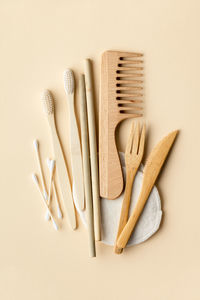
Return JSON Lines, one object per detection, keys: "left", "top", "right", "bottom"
{"left": 114, "top": 121, "right": 146, "bottom": 254}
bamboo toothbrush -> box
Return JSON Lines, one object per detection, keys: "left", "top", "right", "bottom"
{"left": 47, "top": 158, "right": 62, "bottom": 219}
{"left": 64, "top": 69, "right": 85, "bottom": 211}
{"left": 41, "top": 89, "right": 76, "bottom": 230}
{"left": 32, "top": 173, "right": 58, "bottom": 231}
{"left": 33, "top": 139, "right": 48, "bottom": 201}
{"left": 45, "top": 159, "right": 55, "bottom": 220}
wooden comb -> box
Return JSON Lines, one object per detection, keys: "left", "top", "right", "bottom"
{"left": 99, "top": 50, "right": 143, "bottom": 199}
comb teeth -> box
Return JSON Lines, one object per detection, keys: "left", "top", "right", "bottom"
{"left": 115, "top": 53, "right": 143, "bottom": 117}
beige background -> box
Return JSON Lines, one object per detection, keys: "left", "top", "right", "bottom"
{"left": 0, "top": 0, "right": 199, "bottom": 299}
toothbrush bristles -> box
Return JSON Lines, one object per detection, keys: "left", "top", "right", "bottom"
{"left": 41, "top": 89, "right": 54, "bottom": 115}
{"left": 63, "top": 69, "right": 75, "bottom": 94}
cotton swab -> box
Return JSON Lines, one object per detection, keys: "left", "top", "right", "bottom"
{"left": 33, "top": 139, "right": 48, "bottom": 200}
{"left": 45, "top": 159, "right": 55, "bottom": 220}
{"left": 47, "top": 158, "right": 62, "bottom": 219}
{"left": 32, "top": 173, "right": 58, "bottom": 231}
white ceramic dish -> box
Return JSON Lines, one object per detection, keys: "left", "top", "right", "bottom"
{"left": 73, "top": 153, "right": 162, "bottom": 247}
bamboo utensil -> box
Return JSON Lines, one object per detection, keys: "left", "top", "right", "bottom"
{"left": 114, "top": 121, "right": 146, "bottom": 254}
{"left": 80, "top": 74, "right": 96, "bottom": 257}
{"left": 84, "top": 59, "right": 101, "bottom": 241}
{"left": 99, "top": 50, "right": 143, "bottom": 200}
{"left": 64, "top": 69, "right": 85, "bottom": 211}
{"left": 32, "top": 173, "right": 58, "bottom": 231}
{"left": 117, "top": 130, "right": 179, "bottom": 251}
{"left": 41, "top": 89, "right": 76, "bottom": 230}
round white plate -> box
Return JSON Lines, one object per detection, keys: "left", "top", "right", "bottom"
{"left": 73, "top": 153, "right": 162, "bottom": 247}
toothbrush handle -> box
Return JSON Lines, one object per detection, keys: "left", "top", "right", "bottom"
{"left": 48, "top": 115, "right": 76, "bottom": 230}
{"left": 68, "top": 95, "right": 85, "bottom": 211}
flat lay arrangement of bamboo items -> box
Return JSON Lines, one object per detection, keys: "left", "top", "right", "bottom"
{"left": 114, "top": 121, "right": 146, "bottom": 254}
{"left": 99, "top": 50, "right": 143, "bottom": 200}
{"left": 116, "top": 130, "right": 178, "bottom": 252}
{"left": 31, "top": 50, "right": 179, "bottom": 258}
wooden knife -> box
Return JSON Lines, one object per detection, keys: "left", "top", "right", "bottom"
{"left": 116, "top": 130, "right": 179, "bottom": 251}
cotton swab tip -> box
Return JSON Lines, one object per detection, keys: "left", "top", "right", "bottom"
{"left": 50, "top": 160, "right": 55, "bottom": 172}
{"left": 52, "top": 219, "right": 59, "bottom": 231}
{"left": 45, "top": 211, "right": 51, "bottom": 221}
{"left": 63, "top": 69, "right": 75, "bottom": 94}
{"left": 46, "top": 158, "right": 51, "bottom": 168}
{"left": 43, "top": 190, "right": 48, "bottom": 200}
{"left": 32, "top": 173, "right": 38, "bottom": 185}
{"left": 57, "top": 206, "right": 63, "bottom": 219}
{"left": 33, "top": 139, "right": 39, "bottom": 151}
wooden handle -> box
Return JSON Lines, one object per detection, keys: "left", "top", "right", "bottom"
{"left": 68, "top": 94, "right": 85, "bottom": 211}
{"left": 48, "top": 115, "right": 76, "bottom": 230}
{"left": 99, "top": 125, "right": 123, "bottom": 199}
{"left": 117, "top": 187, "right": 149, "bottom": 249}
{"left": 84, "top": 58, "right": 101, "bottom": 241}
{"left": 114, "top": 168, "right": 137, "bottom": 254}
{"left": 80, "top": 75, "right": 96, "bottom": 257}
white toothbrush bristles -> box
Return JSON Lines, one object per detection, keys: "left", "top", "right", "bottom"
{"left": 46, "top": 158, "right": 63, "bottom": 219}
{"left": 32, "top": 173, "right": 58, "bottom": 231}
{"left": 41, "top": 89, "right": 54, "bottom": 115}
{"left": 45, "top": 159, "right": 55, "bottom": 220}
{"left": 33, "top": 139, "right": 48, "bottom": 200}
{"left": 63, "top": 69, "right": 75, "bottom": 94}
